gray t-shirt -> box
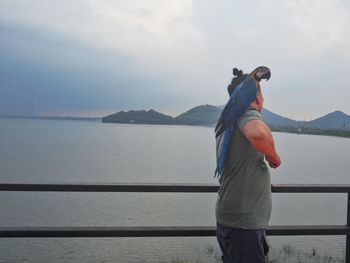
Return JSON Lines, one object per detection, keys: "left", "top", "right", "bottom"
{"left": 215, "top": 108, "right": 271, "bottom": 229}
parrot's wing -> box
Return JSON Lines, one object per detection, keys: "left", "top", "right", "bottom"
{"left": 214, "top": 76, "right": 257, "bottom": 177}
{"left": 214, "top": 76, "right": 257, "bottom": 138}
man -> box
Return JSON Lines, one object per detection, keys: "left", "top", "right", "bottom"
{"left": 215, "top": 84, "right": 281, "bottom": 263}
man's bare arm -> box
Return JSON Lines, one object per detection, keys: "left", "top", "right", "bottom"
{"left": 241, "top": 119, "right": 281, "bottom": 168}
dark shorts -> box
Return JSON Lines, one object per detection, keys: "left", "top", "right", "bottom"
{"left": 216, "top": 223, "right": 269, "bottom": 263}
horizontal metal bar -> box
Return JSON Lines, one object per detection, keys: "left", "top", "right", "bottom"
{"left": 272, "top": 184, "right": 350, "bottom": 193}
{"left": 267, "top": 225, "right": 350, "bottom": 235}
{"left": 0, "top": 226, "right": 215, "bottom": 238}
{"left": 0, "top": 183, "right": 219, "bottom": 192}
{"left": 0, "top": 225, "right": 349, "bottom": 238}
{"left": 0, "top": 183, "right": 350, "bottom": 193}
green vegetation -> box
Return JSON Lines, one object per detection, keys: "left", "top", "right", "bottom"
{"left": 269, "top": 125, "right": 350, "bottom": 138}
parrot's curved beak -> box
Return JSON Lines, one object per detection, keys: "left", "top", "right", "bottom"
{"left": 262, "top": 71, "right": 271, "bottom": 81}
{"left": 250, "top": 66, "right": 271, "bottom": 82}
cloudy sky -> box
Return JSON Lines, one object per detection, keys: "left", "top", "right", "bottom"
{"left": 1, "top": 0, "right": 349, "bottom": 119}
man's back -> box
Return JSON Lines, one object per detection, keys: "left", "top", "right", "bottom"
{"left": 215, "top": 107, "right": 272, "bottom": 229}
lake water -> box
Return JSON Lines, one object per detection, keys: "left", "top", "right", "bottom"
{"left": 0, "top": 118, "right": 349, "bottom": 263}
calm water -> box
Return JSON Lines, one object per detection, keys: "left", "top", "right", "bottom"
{"left": 0, "top": 118, "right": 349, "bottom": 262}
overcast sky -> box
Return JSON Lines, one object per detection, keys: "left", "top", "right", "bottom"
{"left": 1, "top": 0, "right": 349, "bottom": 120}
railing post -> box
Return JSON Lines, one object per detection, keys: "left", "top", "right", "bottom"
{"left": 347, "top": 193, "right": 350, "bottom": 263}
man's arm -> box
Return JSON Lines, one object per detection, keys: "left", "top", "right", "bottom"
{"left": 241, "top": 119, "right": 281, "bottom": 168}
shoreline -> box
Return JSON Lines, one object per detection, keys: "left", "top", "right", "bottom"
{"left": 2, "top": 116, "right": 350, "bottom": 139}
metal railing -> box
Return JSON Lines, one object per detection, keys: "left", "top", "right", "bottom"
{"left": 0, "top": 183, "right": 349, "bottom": 262}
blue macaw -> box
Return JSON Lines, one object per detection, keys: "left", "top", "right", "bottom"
{"left": 214, "top": 66, "right": 271, "bottom": 178}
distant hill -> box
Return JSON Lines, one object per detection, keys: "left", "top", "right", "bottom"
{"left": 297, "top": 111, "right": 350, "bottom": 130}
{"left": 103, "top": 105, "right": 222, "bottom": 126}
{"left": 102, "top": 105, "right": 350, "bottom": 132}
{"left": 174, "top": 104, "right": 221, "bottom": 126}
{"left": 261, "top": 108, "right": 298, "bottom": 127}
{"left": 102, "top": 109, "right": 174, "bottom": 124}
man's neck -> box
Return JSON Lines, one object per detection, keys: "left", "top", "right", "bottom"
{"left": 248, "top": 104, "right": 261, "bottom": 112}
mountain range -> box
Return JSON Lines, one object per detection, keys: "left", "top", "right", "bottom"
{"left": 102, "top": 105, "right": 350, "bottom": 130}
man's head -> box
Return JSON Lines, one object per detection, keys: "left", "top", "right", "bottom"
{"left": 228, "top": 68, "right": 248, "bottom": 96}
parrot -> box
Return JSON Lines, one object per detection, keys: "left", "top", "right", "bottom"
{"left": 214, "top": 66, "right": 271, "bottom": 178}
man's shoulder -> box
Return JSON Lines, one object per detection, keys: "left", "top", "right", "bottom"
{"left": 242, "top": 107, "right": 262, "bottom": 118}
{"left": 238, "top": 108, "right": 263, "bottom": 130}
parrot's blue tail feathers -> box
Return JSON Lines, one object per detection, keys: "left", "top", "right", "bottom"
{"left": 214, "top": 126, "right": 233, "bottom": 178}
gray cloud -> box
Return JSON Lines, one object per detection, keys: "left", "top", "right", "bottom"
{"left": 0, "top": 23, "right": 185, "bottom": 116}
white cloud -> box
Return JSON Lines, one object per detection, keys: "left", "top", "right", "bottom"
{"left": 285, "top": 0, "right": 349, "bottom": 54}
{"left": 0, "top": 0, "right": 202, "bottom": 57}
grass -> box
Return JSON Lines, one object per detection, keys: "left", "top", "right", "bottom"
{"left": 269, "top": 244, "right": 344, "bottom": 263}
{"left": 165, "top": 243, "right": 344, "bottom": 263}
